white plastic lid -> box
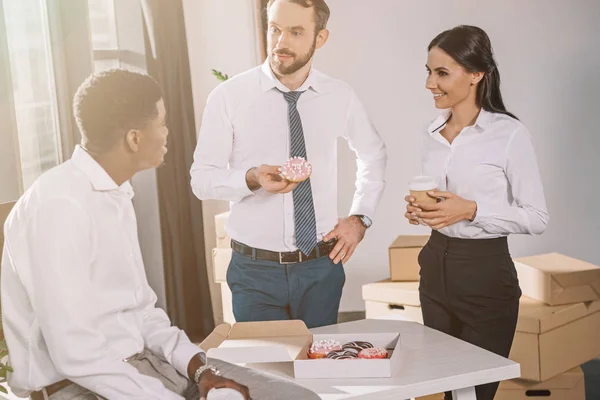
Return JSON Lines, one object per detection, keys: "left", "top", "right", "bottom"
{"left": 409, "top": 176, "right": 438, "bottom": 191}
{"left": 207, "top": 388, "right": 245, "bottom": 400}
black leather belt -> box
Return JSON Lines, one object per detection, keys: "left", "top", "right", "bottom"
{"left": 231, "top": 239, "right": 337, "bottom": 264}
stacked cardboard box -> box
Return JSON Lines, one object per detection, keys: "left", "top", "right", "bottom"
{"left": 506, "top": 252, "right": 600, "bottom": 396}
{"left": 363, "top": 280, "right": 422, "bottom": 323}
{"left": 415, "top": 367, "right": 586, "bottom": 400}
{"left": 363, "top": 245, "right": 600, "bottom": 399}
{"left": 215, "top": 211, "right": 231, "bottom": 249}
{"left": 388, "top": 235, "right": 430, "bottom": 281}
{"left": 212, "top": 212, "right": 235, "bottom": 324}
{"left": 363, "top": 235, "right": 429, "bottom": 323}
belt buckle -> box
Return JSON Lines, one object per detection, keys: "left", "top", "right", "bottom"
{"left": 279, "top": 251, "right": 302, "bottom": 264}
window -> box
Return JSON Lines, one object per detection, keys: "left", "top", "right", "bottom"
{"left": 87, "top": 0, "right": 121, "bottom": 72}
{"left": 87, "top": 0, "right": 146, "bottom": 73}
{"left": 3, "top": 0, "right": 62, "bottom": 191}
{"left": 0, "top": 0, "right": 145, "bottom": 203}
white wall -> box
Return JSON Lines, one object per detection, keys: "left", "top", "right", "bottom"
{"left": 182, "top": 0, "right": 600, "bottom": 313}
{"left": 182, "top": 0, "right": 260, "bottom": 322}
{"left": 317, "top": 0, "right": 600, "bottom": 311}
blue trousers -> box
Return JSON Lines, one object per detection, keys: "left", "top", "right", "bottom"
{"left": 226, "top": 251, "right": 345, "bottom": 328}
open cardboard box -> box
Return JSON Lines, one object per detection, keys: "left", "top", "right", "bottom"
{"left": 510, "top": 296, "right": 600, "bottom": 381}
{"left": 199, "top": 320, "right": 402, "bottom": 379}
{"left": 496, "top": 367, "right": 585, "bottom": 400}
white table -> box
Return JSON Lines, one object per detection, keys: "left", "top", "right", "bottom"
{"left": 249, "top": 319, "right": 520, "bottom": 400}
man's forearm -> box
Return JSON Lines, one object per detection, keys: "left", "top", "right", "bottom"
{"left": 245, "top": 167, "right": 260, "bottom": 191}
{"left": 187, "top": 352, "right": 206, "bottom": 381}
{"left": 190, "top": 167, "right": 255, "bottom": 203}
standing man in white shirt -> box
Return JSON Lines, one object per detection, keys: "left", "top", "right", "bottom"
{"left": 1, "top": 69, "right": 288, "bottom": 400}
{"left": 190, "top": 0, "right": 387, "bottom": 328}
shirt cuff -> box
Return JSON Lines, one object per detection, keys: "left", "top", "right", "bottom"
{"left": 232, "top": 168, "right": 255, "bottom": 201}
{"left": 470, "top": 200, "right": 486, "bottom": 227}
{"left": 348, "top": 204, "right": 374, "bottom": 223}
{"left": 171, "top": 342, "right": 205, "bottom": 379}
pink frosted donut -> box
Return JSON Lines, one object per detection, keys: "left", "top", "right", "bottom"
{"left": 308, "top": 339, "right": 341, "bottom": 359}
{"left": 281, "top": 157, "right": 312, "bottom": 183}
{"left": 358, "top": 347, "right": 388, "bottom": 359}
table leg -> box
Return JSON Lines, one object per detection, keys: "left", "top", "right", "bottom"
{"left": 452, "top": 386, "right": 476, "bottom": 400}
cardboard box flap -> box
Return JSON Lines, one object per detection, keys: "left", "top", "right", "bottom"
{"left": 202, "top": 320, "right": 312, "bottom": 364}
{"left": 214, "top": 212, "right": 230, "bottom": 238}
{"left": 226, "top": 320, "right": 311, "bottom": 339}
{"left": 199, "top": 323, "right": 231, "bottom": 352}
{"left": 516, "top": 296, "right": 600, "bottom": 333}
{"left": 390, "top": 235, "right": 430, "bottom": 249}
{"left": 499, "top": 367, "right": 583, "bottom": 390}
{"left": 362, "top": 280, "right": 420, "bottom": 306}
{"left": 516, "top": 253, "right": 600, "bottom": 275}
{"left": 212, "top": 248, "right": 232, "bottom": 282}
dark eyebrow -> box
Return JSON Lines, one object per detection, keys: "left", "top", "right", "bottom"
{"left": 289, "top": 26, "right": 305, "bottom": 31}
{"left": 425, "top": 64, "right": 449, "bottom": 72}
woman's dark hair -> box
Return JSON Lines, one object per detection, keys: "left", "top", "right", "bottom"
{"left": 429, "top": 25, "right": 517, "bottom": 120}
{"left": 73, "top": 68, "right": 163, "bottom": 152}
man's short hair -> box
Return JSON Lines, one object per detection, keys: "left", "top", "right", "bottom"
{"left": 266, "top": 0, "right": 331, "bottom": 33}
{"left": 73, "top": 69, "right": 162, "bottom": 152}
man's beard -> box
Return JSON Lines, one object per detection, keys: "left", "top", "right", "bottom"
{"left": 269, "top": 39, "right": 316, "bottom": 76}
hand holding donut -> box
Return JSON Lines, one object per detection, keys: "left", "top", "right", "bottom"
{"left": 245, "top": 157, "right": 312, "bottom": 194}
{"left": 245, "top": 164, "right": 298, "bottom": 194}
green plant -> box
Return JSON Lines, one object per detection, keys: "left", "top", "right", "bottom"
{"left": 0, "top": 322, "right": 12, "bottom": 394}
{"left": 211, "top": 69, "right": 229, "bottom": 82}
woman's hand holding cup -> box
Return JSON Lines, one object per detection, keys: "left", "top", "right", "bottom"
{"left": 405, "top": 176, "right": 438, "bottom": 225}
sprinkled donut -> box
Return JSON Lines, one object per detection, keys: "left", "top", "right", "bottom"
{"left": 280, "top": 157, "right": 312, "bottom": 183}
{"left": 358, "top": 347, "right": 388, "bottom": 359}
{"left": 308, "top": 339, "right": 341, "bottom": 359}
{"left": 341, "top": 341, "right": 374, "bottom": 355}
{"left": 326, "top": 350, "right": 357, "bottom": 360}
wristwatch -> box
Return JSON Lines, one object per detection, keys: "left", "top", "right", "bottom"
{"left": 194, "top": 364, "right": 221, "bottom": 383}
{"left": 353, "top": 214, "right": 372, "bottom": 229}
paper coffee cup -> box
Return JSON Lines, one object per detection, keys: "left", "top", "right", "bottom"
{"left": 409, "top": 176, "right": 438, "bottom": 205}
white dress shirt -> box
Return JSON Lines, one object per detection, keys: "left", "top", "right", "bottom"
{"left": 422, "top": 109, "right": 549, "bottom": 239}
{"left": 1, "top": 146, "right": 201, "bottom": 399}
{"left": 191, "top": 61, "right": 387, "bottom": 252}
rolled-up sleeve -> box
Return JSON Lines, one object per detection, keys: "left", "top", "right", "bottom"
{"left": 344, "top": 91, "right": 387, "bottom": 220}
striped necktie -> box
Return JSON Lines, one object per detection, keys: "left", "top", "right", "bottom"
{"left": 281, "top": 90, "right": 318, "bottom": 256}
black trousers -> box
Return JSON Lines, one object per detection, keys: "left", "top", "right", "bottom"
{"left": 418, "top": 230, "right": 521, "bottom": 400}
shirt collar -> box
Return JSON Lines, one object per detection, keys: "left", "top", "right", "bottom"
{"left": 428, "top": 109, "right": 452, "bottom": 135}
{"left": 71, "top": 145, "right": 134, "bottom": 199}
{"left": 427, "top": 108, "right": 495, "bottom": 135}
{"left": 260, "top": 59, "right": 321, "bottom": 93}
{"left": 474, "top": 108, "right": 494, "bottom": 130}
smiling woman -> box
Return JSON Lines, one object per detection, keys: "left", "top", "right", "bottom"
{"left": 406, "top": 25, "right": 549, "bottom": 400}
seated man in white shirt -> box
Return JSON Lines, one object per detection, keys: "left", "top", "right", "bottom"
{"left": 1, "top": 69, "right": 280, "bottom": 399}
